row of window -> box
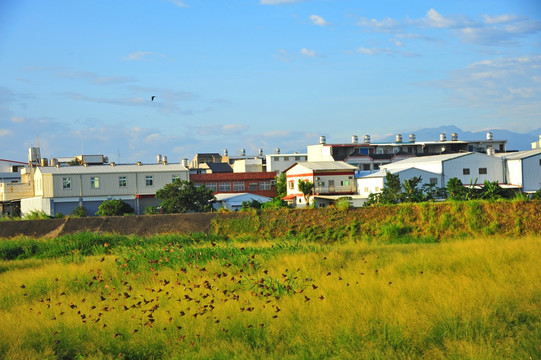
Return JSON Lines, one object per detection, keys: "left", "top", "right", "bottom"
{"left": 273, "top": 156, "right": 306, "bottom": 162}
{"left": 62, "top": 175, "right": 181, "bottom": 190}
{"left": 193, "top": 181, "right": 272, "bottom": 192}
{"left": 463, "top": 168, "right": 487, "bottom": 175}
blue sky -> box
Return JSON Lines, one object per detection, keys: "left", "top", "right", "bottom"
{"left": 1, "top": 0, "right": 540, "bottom": 163}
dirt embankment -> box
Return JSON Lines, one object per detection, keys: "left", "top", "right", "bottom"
{"left": 0, "top": 201, "right": 539, "bottom": 240}
{"left": 0, "top": 213, "right": 231, "bottom": 239}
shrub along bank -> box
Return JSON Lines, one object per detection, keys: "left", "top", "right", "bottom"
{"left": 211, "top": 201, "right": 541, "bottom": 242}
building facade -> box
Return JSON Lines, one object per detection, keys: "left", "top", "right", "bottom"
{"left": 21, "top": 163, "right": 189, "bottom": 216}
{"left": 189, "top": 172, "right": 277, "bottom": 198}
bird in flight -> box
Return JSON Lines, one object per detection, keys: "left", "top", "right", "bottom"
{"left": 151, "top": 96, "right": 156, "bottom": 101}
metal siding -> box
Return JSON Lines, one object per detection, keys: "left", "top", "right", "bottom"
{"left": 523, "top": 156, "right": 541, "bottom": 191}
{"left": 507, "top": 160, "right": 523, "bottom": 186}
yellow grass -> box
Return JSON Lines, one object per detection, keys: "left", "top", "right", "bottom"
{"left": 0, "top": 235, "right": 539, "bottom": 359}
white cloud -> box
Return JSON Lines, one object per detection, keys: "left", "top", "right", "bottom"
{"left": 482, "top": 14, "right": 519, "bottom": 24}
{"left": 357, "top": 9, "right": 541, "bottom": 47}
{"left": 221, "top": 124, "right": 249, "bottom": 135}
{"left": 356, "top": 46, "right": 419, "bottom": 57}
{"left": 310, "top": 15, "right": 329, "bottom": 26}
{"left": 300, "top": 48, "right": 317, "bottom": 57}
{"left": 261, "top": 0, "right": 305, "bottom": 4}
{"left": 11, "top": 116, "right": 25, "bottom": 123}
{"left": 123, "top": 51, "right": 152, "bottom": 61}
{"left": 166, "top": 0, "right": 188, "bottom": 7}
{"left": 0, "top": 129, "right": 11, "bottom": 137}
{"left": 435, "top": 56, "right": 541, "bottom": 121}
{"left": 423, "top": 8, "right": 462, "bottom": 29}
{"left": 357, "top": 17, "right": 400, "bottom": 31}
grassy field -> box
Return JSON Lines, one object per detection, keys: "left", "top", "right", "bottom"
{"left": 0, "top": 230, "right": 539, "bottom": 359}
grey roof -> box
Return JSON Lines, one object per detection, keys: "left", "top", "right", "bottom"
{"left": 382, "top": 152, "right": 472, "bottom": 168}
{"left": 501, "top": 149, "right": 541, "bottom": 160}
{"left": 205, "top": 162, "right": 233, "bottom": 173}
{"left": 37, "top": 163, "right": 188, "bottom": 175}
{"left": 296, "top": 161, "right": 358, "bottom": 171}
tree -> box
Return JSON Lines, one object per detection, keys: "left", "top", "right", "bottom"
{"left": 72, "top": 205, "right": 88, "bottom": 217}
{"left": 241, "top": 199, "right": 263, "bottom": 211}
{"left": 67, "top": 157, "right": 82, "bottom": 166}
{"left": 446, "top": 177, "right": 466, "bottom": 200}
{"left": 401, "top": 176, "right": 424, "bottom": 203}
{"left": 275, "top": 172, "right": 287, "bottom": 198}
{"left": 261, "top": 197, "right": 289, "bottom": 210}
{"left": 156, "top": 179, "right": 215, "bottom": 213}
{"left": 96, "top": 199, "right": 134, "bottom": 216}
{"left": 297, "top": 179, "right": 314, "bottom": 205}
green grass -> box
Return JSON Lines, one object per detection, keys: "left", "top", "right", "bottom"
{"left": 0, "top": 231, "right": 539, "bottom": 359}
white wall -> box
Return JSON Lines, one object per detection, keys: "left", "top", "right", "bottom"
{"left": 21, "top": 196, "right": 53, "bottom": 217}
{"left": 523, "top": 155, "right": 541, "bottom": 192}
{"left": 442, "top": 154, "right": 504, "bottom": 185}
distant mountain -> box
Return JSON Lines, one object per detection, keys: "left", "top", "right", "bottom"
{"left": 380, "top": 126, "right": 541, "bottom": 151}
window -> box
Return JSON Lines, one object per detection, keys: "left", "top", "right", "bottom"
{"left": 341, "top": 180, "right": 350, "bottom": 186}
{"left": 62, "top": 177, "right": 71, "bottom": 189}
{"left": 463, "top": 168, "right": 470, "bottom": 175}
{"left": 317, "top": 181, "right": 325, "bottom": 187}
{"left": 288, "top": 181, "right": 294, "bottom": 189}
{"left": 539, "top": 159, "right": 541, "bottom": 166}
{"left": 259, "top": 181, "right": 271, "bottom": 190}
{"left": 275, "top": 157, "right": 279, "bottom": 162}
{"left": 145, "top": 176, "right": 153, "bottom": 186}
{"left": 233, "top": 182, "right": 245, "bottom": 191}
{"left": 430, "top": 178, "right": 438, "bottom": 185}
{"left": 90, "top": 177, "right": 100, "bottom": 189}
{"left": 118, "top": 176, "right": 127, "bottom": 187}
{"left": 364, "top": 187, "right": 369, "bottom": 193}
{"left": 284, "top": 156, "right": 289, "bottom": 161}
{"left": 295, "top": 156, "right": 300, "bottom": 161}
{"left": 249, "top": 182, "right": 258, "bottom": 191}
{"left": 479, "top": 168, "right": 487, "bottom": 175}
{"left": 205, "top": 183, "right": 217, "bottom": 192}
{"left": 193, "top": 183, "right": 203, "bottom": 188}
{"left": 172, "top": 175, "right": 181, "bottom": 183}
{"left": 219, "top": 182, "right": 231, "bottom": 192}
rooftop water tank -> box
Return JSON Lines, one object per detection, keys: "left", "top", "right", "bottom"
{"left": 409, "top": 133, "right": 416, "bottom": 143}
{"left": 395, "top": 134, "right": 403, "bottom": 143}
{"left": 223, "top": 149, "right": 228, "bottom": 156}
{"left": 363, "top": 135, "right": 371, "bottom": 144}
{"left": 241, "top": 148, "right": 246, "bottom": 156}
{"left": 156, "top": 154, "right": 162, "bottom": 163}
{"left": 486, "top": 132, "right": 493, "bottom": 141}
{"left": 258, "top": 148, "right": 263, "bottom": 156}
{"left": 352, "top": 135, "right": 358, "bottom": 144}
{"left": 320, "top": 136, "right": 326, "bottom": 144}
{"left": 275, "top": 148, "right": 280, "bottom": 154}
{"left": 451, "top": 133, "right": 458, "bottom": 141}
{"left": 440, "top": 133, "right": 447, "bottom": 142}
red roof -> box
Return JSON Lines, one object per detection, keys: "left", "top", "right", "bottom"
{"left": 190, "top": 172, "right": 276, "bottom": 181}
{"left": 282, "top": 194, "right": 300, "bottom": 200}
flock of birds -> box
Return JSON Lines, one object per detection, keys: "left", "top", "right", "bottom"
{"left": 20, "top": 243, "right": 402, "bottom": 351}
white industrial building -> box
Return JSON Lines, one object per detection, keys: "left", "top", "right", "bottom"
{"left": 265, "top": 151, "right": 307, "bottom": 174}
{"left": 21, "top": 163, "right": 189, "bottom": 216}
{"left": 378, "top": 152, "right": 505, "bottom": 186}
{"left": 501, "top": 149, "right": 541, "bottom": 193}
{"left": 357, "top": 168, "right": 442, "bottom": 198}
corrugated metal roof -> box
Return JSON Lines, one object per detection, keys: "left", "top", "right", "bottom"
{"left": 36, "top": 163, "right": 188, "bottom": 175}
{"left": 296, "top": 161, "right": 358, "bottom": 171}
{"left": 502, "top": 149, "right": 541, "bottom": 160}
{"left": 382, "top": 152, "right": 471, "bottom": 168}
